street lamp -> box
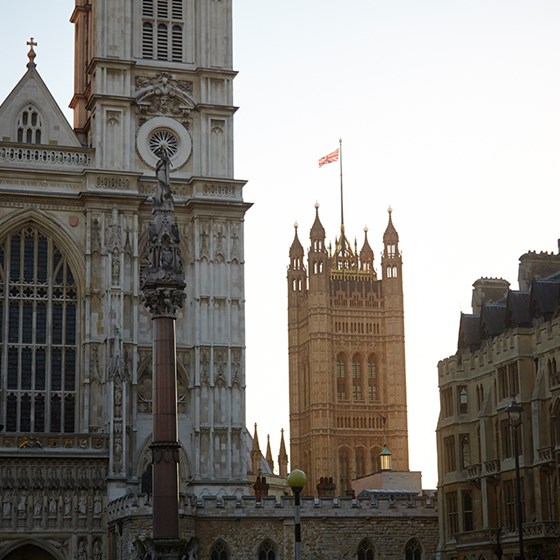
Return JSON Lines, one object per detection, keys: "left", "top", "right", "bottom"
{"left": 379, "top": 445, "right": 392, "bottom": 471}
{"left": 506, "top": 400, "right": 524, "bottom": 560}
{"left": 287, "top": 469, "right": 307, "bottom": 560}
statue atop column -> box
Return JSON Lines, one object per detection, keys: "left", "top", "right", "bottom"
{"left": 140, "top": 150, "right": 186, "bottom": 317}
{"left": 153, "top": 148, "right": 175, "bottom": 211}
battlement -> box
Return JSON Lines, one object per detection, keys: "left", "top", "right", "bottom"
{"left": 522, "top": 250, "right": 558, "bottom": 257}
{"left": 440, "top": 316, "right": 560, "bottom": 379}
{"left": 107, "top": 491, "right": 437, "bottom": 522}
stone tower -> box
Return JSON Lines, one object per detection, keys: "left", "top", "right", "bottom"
{"left": 0, "top": 9, "right": 248, "bottom": 560}
{"left": 287, "top": 206, "right": 409, "bottom": 494}
{"left": 69, "top": 0, "right": 249, "bottom": 498}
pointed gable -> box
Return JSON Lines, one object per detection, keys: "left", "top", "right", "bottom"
{"left": 0, "top": 65, "right": 81, "bottom": 148}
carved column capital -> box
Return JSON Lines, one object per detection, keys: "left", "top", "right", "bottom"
{"left": 141, "top": 284, "right": 185, "bottom": 318}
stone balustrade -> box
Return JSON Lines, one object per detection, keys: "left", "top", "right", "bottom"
{"left": 0, "top": 144, "right": 92, "bottom": 167}
{"left": 483, "top": 459, "right": 500, "bottom": 476}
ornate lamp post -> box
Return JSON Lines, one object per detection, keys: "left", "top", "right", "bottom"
{"left": 141, "top": 150, "right": 186, "bottom": 549}
{"left": 287, "top": 469, "right": 307, "bottom": 560}
{"left": 506, "top": 400, "right": 524, "bottom": 560}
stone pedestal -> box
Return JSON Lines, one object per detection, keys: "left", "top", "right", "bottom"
{"left": 135, "top": 537, "right": 194, "bottom": 560}
{"left": 148, "top": 539, "right": 189, "bottom": 560}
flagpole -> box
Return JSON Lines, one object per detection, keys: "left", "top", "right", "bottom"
{"left": 339, "top": 138, "right": 344, "bottom": 228}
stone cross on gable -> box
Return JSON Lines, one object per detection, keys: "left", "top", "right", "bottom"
{"left": 27, "top": 37, "right": 37, "bottom": 68}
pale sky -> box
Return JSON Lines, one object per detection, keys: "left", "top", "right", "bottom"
{"left": 2, "top": 1, "right": 560, "bottom": 488}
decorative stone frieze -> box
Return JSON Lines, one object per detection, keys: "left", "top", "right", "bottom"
{"left": 135, "top": 72, "right": 195, "bottom": 124}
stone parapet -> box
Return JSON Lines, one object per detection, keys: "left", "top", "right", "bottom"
{"left": 439, "top": 326, "right": 538, "bottom": 381}
{"left": 440, "top": 318, "right": 560, "bottom": 381}
{"left": 107, "top": 491, "right": 437, "bottom": 523}
{"left": 0, "top": 143, "right": 92, "bottom": 168}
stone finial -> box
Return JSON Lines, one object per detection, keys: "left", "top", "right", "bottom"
{"left": 27, "top": 37, "right": 37, "bottom": 69}
{"left": 265, "top": 435, "right": 274, "bottom": 472}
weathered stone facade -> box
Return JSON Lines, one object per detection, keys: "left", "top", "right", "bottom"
{"left": 287, "top": 208, "right": 409, "bottom": 494}
{"left": 108, "top": 493, "right": 438, "bottom": 560}
{"left": 437, "top": 248, "right": 560, "bottom": 560}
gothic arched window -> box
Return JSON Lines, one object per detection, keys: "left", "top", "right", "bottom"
{"left": 352, "top": 354, "right": 363, "bottom": 400}
{"left": 257, "top": 539, "right": 276, "bottom": 560}
{"left": 339, "top": 447, "right": 350, "bottom": 493}
{"left": 1, "top": 226, "right": 78, "bottom": 433}
{"left": 16, "top": 105, "right": 43, "bottom": 144}
{"left": 357, "top": 538, "right": 375, "bottom": 560}
{"left": 141, "top": 464, "right": 153, "bottom": 497}
{"left": 356, "top": 447, "right": 366, "bottom": 478}
{"left": 142, "top": 0, "right": 183, "bottom": 61}
{"left": 336, "top": 353, "right": 347, "bottom": 400}
{"left": 552, "top": 399, "right": 560, "bottom": 448}
{"left": 210, "top": 539, "right": 229, "bottom": 560}
{"left": 367, "top": 355, "right": 377, "bottom": 400}
{"left": 405, "top": 538, "right": 422, "bottom": 560}
{"left": 549, "top": 358, "right": 559, "bottom": 387}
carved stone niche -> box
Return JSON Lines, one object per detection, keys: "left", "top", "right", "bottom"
{"left": 135, "top": 72, "right": 195, "bottom": 126}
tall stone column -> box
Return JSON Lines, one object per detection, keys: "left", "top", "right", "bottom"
{"left": 140, "top": 151, "right": 186, "bottom": 547}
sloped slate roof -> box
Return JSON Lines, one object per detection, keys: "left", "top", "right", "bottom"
{"left": 505, "top": 291, "right": 531, "bottom": 328}
{"left": 530, "top": 278, "right": 560, "bottom": 321}
{"left": 480, "top": 302, "right": 507, "bottom": 338}
{"left": 457, "top": 269, "right": 560, "bottom": 352}
{"left": 457, "top": 313, "right": 481, "bottom": 351}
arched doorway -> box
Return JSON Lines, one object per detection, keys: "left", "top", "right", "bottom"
{"left": 3, "top": 544, "right": 59, "bottom": 560}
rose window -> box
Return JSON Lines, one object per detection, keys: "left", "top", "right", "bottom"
{"left": 149, "top": 129, "right": 179, "bottom": 158}
{"left": 137, "top": 116, "right": 191, "bottom": 169}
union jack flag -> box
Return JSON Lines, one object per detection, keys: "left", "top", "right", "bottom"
{"left": 318, "top": 148, "right": 339, "bottom": 167}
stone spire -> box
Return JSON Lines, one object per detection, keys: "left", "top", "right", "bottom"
{"left": 265, "top": 434, "right": 274, "bottom": 472}
{"left": 289, "top": 222, "right": 304, "bottom": 264}
{"left": 250, "top": 423, "right": 262, "bottom": 475}
{"left": 359, "top": 226, "right": 375, "bottom": 273}
{"left": 310, "top": 203, "right": 326, "bottom": 248}
{"left": 278, "top": 429, "right": 288, "bottom": 478}
{"left": 383, "top": 206, "right": 399, "bottom": 248}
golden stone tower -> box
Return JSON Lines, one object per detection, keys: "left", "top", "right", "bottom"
{"left": 287, "top": 205, "right": 409, "bottom": 495}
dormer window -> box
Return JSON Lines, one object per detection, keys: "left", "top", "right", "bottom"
{"left": 142, "top": 0, "right": 183, "bottom": 62}
{"left": 16, "top": 105, "right": 43, "bottom": 144}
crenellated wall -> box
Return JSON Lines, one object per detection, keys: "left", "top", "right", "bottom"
{"left": 107, "top": 491, "right": 439, "bottom": 560}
